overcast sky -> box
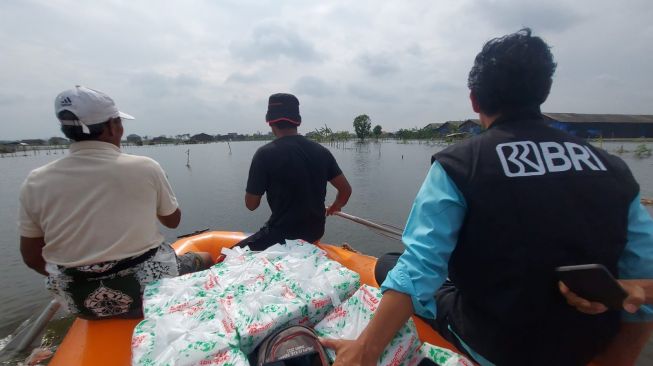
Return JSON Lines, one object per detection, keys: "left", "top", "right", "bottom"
{"left": 1, "top": 0, "right": 652, "bottom": 140}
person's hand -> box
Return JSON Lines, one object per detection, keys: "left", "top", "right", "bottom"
{"left": 325, "top": 204, "right": 342, "bottom": 216}
{"left": 319, "top": 338, "right": 377, "bottom": 366}
{"left": 558, "top": 281, "right": 608, "bottom": 314}
{"left": 559, "top": 280, "right": 646, "bottom": 314}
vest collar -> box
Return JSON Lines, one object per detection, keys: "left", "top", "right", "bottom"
{"left": 488, "top": 106, "right": 544, "bottom": 129}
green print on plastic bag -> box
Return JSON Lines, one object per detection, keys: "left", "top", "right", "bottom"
{"left": 188, "top": 340, "right": 217, "bottom": 353}
{"left": 133, "top": 241, "right": 360, "bottom": 365}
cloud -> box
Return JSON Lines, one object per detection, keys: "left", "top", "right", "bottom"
{"left": 293, "top": 76, "right": 336, "bottom": 97}
{"left": 594, "top": 74, "right": 624, "bottom": 87}
{"left": 356, "top": 53, "right": 399, "bottom": 77}
{"left": 229, "top": 24, "right": 322, "bottom": 63}
{"left": 225, "top": 72, "right": 261, "bottom": 84}
{"left": 428, "top": 81, "right": 463, "bottom": 94}
{"left": 347, "top": 84, "right": 393, "bottom": 103}
{"left": 471, "top": 1, "right": 582, "bottom": 33}
{"left": 0, "top": 93, "right": 26, "bottom": 106}
{"left": 129, "top": 72, "right": 204, "bottom": 98}
{"left": 1, "top": 1, "right": 652, "bottom": 139}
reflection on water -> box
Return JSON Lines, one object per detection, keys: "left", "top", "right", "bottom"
{"left": 0, "top": 140, "right": 652, "bottom": 340}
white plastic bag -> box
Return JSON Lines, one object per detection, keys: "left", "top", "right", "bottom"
{"left": 407, "top": 342, "right": 474, "bottom": 366}
{"left": 132, "top": 240, "right": 360, "bottom": 365}
{"left": 314, "top": 285, "right": 420, "bottom": 366}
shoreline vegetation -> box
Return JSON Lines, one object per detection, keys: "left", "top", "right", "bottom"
{"left": 2, "top": 115, "right": 652, "bottom": 156}
{"left": 3, "top": 133, "right": 651, "bottom": 206}
{"left": 1, "top": 133, "right": 651, "bottom": 157}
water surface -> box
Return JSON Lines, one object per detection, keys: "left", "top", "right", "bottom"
{"left": 1, "top": 139, "right": 652, "bottom": 361}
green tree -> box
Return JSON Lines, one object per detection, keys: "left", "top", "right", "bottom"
{"left": 372, "top": 125, "right": 382, "bottom": 139}
{"left": 353, "top": 114, "right": 372, "bottom": 140}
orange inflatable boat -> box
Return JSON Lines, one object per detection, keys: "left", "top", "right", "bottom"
{"left": 49, "top": 231, "right": 457, "bottom": 366}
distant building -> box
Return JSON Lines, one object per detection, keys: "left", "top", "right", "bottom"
{"left": 126, "top": 134, "right": 142, "bottom": 145}
{"left": 190, "top": 133, "right": 215, "bottom": 143}
{"left": 48, "top": 137, "right": 70, "bottom": 145}
{"left": 0, "top": 142, "right": 18, "bottom": 153}
{"left": 458, "top": 119, "right": 482, "bottom": 135}
{"left": 20, "top": 139, "right": 46, "bottom": 145}
{"left": 150, "top": 135, "right": 175, "bottom": 144}
{"left": 423, "top": 120, "right": 482, "bottom": 137}
{"left": 0, "top": 141, "right": 27, "bottom": 154}
{"left": 434, "top": 121, "right": 463, "bottom": 136}
{"left": 424, "top": 122, "right": 443, "bottom": 131}
{"left": 226, "top": 132, "right": 246, "bottom": 141}
{"left": 543, "top": 113, "right": 653, "bottom": 138}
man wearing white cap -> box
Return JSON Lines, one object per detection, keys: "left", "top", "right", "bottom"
{"left": 18, "top": 86, "right": 210, "bottom": 319}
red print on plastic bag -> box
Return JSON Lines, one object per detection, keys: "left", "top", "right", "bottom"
{"left": 389, "top": 335, "right": 417, "bottom": 366}
{"left": 199, "top": 350, "right": 231, "bottom": 365}
{"left": 131, "top": 334, "right": 147, "bottom": 348}
{"left": 282, "top": 285, "right": 297, "bottom": 299}
{"left": 220, "top": 295, "right": 234, "bottom": 306}
{"left": 361, "top": 287, "right": 379, "bottom": 311}
{"left": 325, "top": 306, "right": 347, "bottom": 322}
{"left": 248, "top": 322, "right": 273, "bottom": 335}
{"left": 168, "top": 299, "right": 205, "bottom": 316}
{"left": 312, "top": 298, "right": 329, "bottom": 309}
{"left": 222, "top": 318, "right": 235, "bottom": 333}
{"left": 204, "top": 273, "right": 219, "bottom": 290}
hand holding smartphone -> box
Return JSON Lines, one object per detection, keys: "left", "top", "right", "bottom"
{"left": 555, "top": 264, "right": 628, "bottom": 310}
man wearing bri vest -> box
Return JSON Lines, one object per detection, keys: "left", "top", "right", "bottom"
{"left": 19, "top": 86, "right": 211, "bottom": 319}
{"left": 322, "top": 29, "right": 653, "bottom": 365}
{"left": 237, "top": 93, "right": 352, "bottom": 251}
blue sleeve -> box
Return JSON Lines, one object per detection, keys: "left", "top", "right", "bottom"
{"left": 619, "top": 193, "right": 653, "bottom": 322}
{"left": 380, "top": 162, "right": 466, "bottom": 319}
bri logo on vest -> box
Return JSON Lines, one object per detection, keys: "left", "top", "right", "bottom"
{"left": 496, "top": 141, "right": 607, "bottom": 177}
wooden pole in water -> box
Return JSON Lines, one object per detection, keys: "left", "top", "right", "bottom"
{"left": 186, "top": 149, "right": 190, "bottom": 167}
{"left": 227, "top": 140, "right": 232, "bottom": 154}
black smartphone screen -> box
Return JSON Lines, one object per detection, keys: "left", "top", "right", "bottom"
{"left": 555, "top": 264, "right": 628, "bottom": 310}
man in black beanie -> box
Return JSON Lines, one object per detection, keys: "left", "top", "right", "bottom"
{"left": 237, "top": 93, "right": 352, "bottom": 251}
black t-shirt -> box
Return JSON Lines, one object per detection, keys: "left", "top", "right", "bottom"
{"left": 246, "top": 135, "right": 342, "bottom": 241}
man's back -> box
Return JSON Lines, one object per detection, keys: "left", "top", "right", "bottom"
{"left": 20, "top": 140, "right": 178, "bottom": 267}
{"left": 246, "top": 135, "right": 342, "bottom": 241}
{"left": 434, "top": 114, "right": 638, "bottom": 364}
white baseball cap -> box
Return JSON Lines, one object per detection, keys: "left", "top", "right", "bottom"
{"left": 54, "top": 85, "right": 135, "bottom": 134}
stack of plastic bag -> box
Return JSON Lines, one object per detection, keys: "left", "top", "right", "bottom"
{"left": 132, "top": 240, "right": 360, "bottom": 365}
{"left": 314, "top": 285, "right": 421, "bottom": 366}
{"left": 407, "top": 342, "right": 474, "bottom": 366}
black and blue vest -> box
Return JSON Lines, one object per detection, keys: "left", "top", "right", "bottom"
{"left": 432, "top": 111, "right": 639, "bottom": 365}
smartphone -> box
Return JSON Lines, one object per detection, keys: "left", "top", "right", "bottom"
{"left": 555, "top": 264, "right": 628, "bottom": 310}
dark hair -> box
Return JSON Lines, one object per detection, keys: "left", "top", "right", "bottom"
{"left": 58, "top": 110, "right": 109, "bottom": 141}
{"left": 467, "top": 28, "right": 557, "bottom": 115}
{"left": 270, "top": 120, "right": 299, "bottom": 130}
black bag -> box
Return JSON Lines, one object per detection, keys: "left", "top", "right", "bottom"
{"left": 253, "top": 325, "right": 330, "bottom": 366}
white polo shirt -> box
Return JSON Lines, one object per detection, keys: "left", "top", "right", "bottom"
{"left": 19, "top": 141, "right": 179, "bottom": 267}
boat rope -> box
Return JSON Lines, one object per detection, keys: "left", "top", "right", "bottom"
{"left": 332, "top": 211, "right": 404, "bottom": 241}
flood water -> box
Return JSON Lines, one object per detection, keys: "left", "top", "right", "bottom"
{"left": 1, "top": 139, "right": 652, "bottom": 362}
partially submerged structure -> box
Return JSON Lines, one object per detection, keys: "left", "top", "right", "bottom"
{"left": 425, "top": 114, "right": 653, "bottom": 139}
{"left": 424, "top": 119, "right": 482, "bottom": 137}
{"left": 543, "top": 113, "right": 653, "bottom": 138}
